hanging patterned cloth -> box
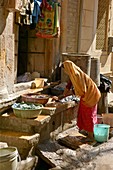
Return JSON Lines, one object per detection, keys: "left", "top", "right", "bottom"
{"left": 36, "top": 0, "right": 60, "bottom": 38}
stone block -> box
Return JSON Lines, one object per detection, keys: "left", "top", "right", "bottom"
{"left": 0, "top": 101, "right": 79, "bottom": 144}
{"left": 0, "top": 112, "right": 51, "bottom": 134}
{"left": 0, "top": 130, "right": 40, "bottom": 159}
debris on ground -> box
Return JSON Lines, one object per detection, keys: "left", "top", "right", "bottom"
{"left": 36, "top": 127, "right": 113, "bottom": 170}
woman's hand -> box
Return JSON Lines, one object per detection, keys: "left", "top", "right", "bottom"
{"left": 52, "top": 96, "right": 59, "bottom": 101}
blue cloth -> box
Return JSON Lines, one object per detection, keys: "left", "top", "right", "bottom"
{"left": 31, "top": 0, "right": 42, "bottom": 24}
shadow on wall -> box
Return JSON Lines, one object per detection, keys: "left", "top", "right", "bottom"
{"left": 49, "top": 61, "right": 61, "bottom": 82}
{"left": 100, "top": 52, "right": 108, "bottom": 68}
{"left": 0, "top": 7, "right": 9, "bottom": 35}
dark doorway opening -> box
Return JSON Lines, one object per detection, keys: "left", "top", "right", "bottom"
{"left": 17, "top": 25, "right": 28, "bottom": 77}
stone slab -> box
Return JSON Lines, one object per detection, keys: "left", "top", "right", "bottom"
{"left": 0, "top": 111, "right": 51, "bottom": 133}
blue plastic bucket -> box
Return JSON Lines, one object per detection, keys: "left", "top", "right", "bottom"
{"left": 94, "top": 124, "right": 110, "bottom": 142}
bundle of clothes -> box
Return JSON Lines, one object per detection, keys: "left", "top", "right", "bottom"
{"left": 16, "top": 0, "right": 60, "bottom": 38}
{"left": 98, "top": 74, "right": 112, "bottom": 93}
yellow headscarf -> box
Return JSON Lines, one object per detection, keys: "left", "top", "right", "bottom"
{"left": 63, "top": 60, "right": 101, "bottom": 107}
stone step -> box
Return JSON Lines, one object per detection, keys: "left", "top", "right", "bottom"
{"left": 0, "top": 101, "right": 78, "bottom": 143}
{"left": 0, "top": 110, "right": 51, "bottom": 133}
{"left": 0, "top": 129, "right": 40, "bottom": 159}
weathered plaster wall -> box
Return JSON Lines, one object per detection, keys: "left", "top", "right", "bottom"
{"left": 0, "top": 8, "right": 8, "bottom": 89}
{"left": 110, "top": 0, "right": 113, "bottom": 72}
{"left": 79, "top": 0, "right": 95, "bottom": 53}
{"left": 0, "top": 1, "right": 61, "bottom": 97}
{"left": 0, "top": 0, "right": 22, "bottom": 97}
{"left": 0, "top": 8, "right": 16, "bottom": 98}
{"left": 66, "top": 0, "right": 80, "bottom": 52}
{"left": 61, "top": 0, "right": 80, "bottom": 53}
{"left": 3, "top": 12, "right": 15, "bottom": 94}
{"left": 5, "top": 14, "right": 15, "bottom": 94}
{"left": 79, "top": 0, "right": 113, "bottom": 75}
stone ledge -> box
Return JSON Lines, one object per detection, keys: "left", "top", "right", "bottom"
{"left": 0, "top": 112, "right": 51, "bottom": 133}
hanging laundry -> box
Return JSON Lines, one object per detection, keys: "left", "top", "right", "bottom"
{"left": 36, "top": 0, "right": 60, "bottom": 39}
{"left": 32, "top": 0, "right": 42, "bottom": 23}
{"left": 15, "top": 0, "right": 42, "bottom": 27}
{"left": 15, "top": 0, "right": 31, "bottom": 25}
{"left": 30, "top": 0, "right": 42, "bottom": 29}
